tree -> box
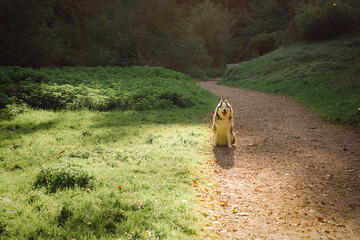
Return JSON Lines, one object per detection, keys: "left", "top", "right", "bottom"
{"left": 177, "top": 0, "right": 236, "bottom": 66}
{"left": 0, "top": 0, "right": 59, "bottom": 66}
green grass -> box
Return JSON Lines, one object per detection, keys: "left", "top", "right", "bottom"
{"left": 185, "top": 67, "right": 226, "bottom": 80}
{"left": 219, "top": 35, "right": 360, "bottom": 127}
{"left": 0, "top": 66, "right": 219, "bottom": 239}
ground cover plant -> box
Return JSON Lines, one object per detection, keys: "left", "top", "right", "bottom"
{"left": 219, "top": 35, "right": 360, "bottom": 127}
{"left": 0, "top": 66, "right": 219, "bottom": 239}
{"left": 0, "top": 66, "right": 201, "bottom": 112}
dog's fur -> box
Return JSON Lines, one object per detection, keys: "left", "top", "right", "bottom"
{"left": 212, "top": 99, "right": 236, "bottom": 148}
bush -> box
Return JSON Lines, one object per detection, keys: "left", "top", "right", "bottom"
{"left": 0, "top": 66, "right": 207, "bottom": 112}
{"left": 294, "top": 0, "right": 358, "bottom": 40}
{"left": 34, "top": 165, "right": 95, "bottom": 193}
{"left": 247, "top": 31, "right": 280, "bottom": 57}
{"left": 0, "top": 102, "right": 30, "bottom": 120}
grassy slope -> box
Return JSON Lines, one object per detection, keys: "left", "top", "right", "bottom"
{"left": 219, "top": 35, "right": 360, "bottom": 127}
{"left": 0, "top": 67, "right": 218, "bottom": 239}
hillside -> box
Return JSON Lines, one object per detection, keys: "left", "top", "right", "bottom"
{"left": 219, "top": 35, "right": 360, "bottom": 127}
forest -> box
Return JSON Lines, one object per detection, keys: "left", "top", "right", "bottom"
{"left": 1, "top": 0, "right": 359, "bottom": 75}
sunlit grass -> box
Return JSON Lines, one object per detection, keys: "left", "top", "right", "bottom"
{"left": 0, "top": 99, "right": 218, "bottom": 239}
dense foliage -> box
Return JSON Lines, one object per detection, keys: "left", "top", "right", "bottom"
{"left": 1, "top": 0, "right": 359, "bottom": 70}
{"left": 294, "top": 0, "right": 360, "bottom": 40}
{"left": 0, "top": 66, "right": 211, "bottom": 115}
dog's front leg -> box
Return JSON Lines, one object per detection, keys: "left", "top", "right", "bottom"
{"left": 213, "top": 133, "right": 218, "bottom": 147}
{"left": 226, "top": 131, "right": 233, "bottom": 148}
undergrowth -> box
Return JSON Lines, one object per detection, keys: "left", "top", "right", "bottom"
{"left": 0, "top": 66, "right": 203, "bottom": 112}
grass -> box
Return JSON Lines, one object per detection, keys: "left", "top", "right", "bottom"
{"left": 186, "top": 67, "right": 226, "bottom": 80}
{"left": 0, "top": 67, "right": 219, "bottom": 239}
{"left": 219, "top": 34, "right": 360, "bottom": 127}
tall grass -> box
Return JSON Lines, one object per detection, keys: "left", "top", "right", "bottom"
{"left": 219, "top": 35, "right": 360, "bottom": 127}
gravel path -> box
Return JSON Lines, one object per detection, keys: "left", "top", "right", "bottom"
{"left": 197, "top": 80, "right": 360, "bottom": 240}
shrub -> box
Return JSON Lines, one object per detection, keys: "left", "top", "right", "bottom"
{"left": 247, "top": 31, "right": 280, "bottom": 57}
{"left": 0, "top": 102, "right": 30, "bottom": 120}
{"left": 0, "top": 66, "right": 207, "bottom": 112}
{"left": 34, "top": 84, "right": 114, "bottom": 111}
{"left": 294, "top": 0, "right": 358, "bottom": 40}
{"left": 34, "top": 165, "right": 95, "bottom": 193}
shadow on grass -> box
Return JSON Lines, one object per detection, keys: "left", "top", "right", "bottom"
{"left": 1, "top": 119, "right": 59, "bottom": 140}
{"left": 90, "top": 108, "right": 211, "bottom": 129}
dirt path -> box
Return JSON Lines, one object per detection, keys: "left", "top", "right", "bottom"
{"left": 197, "top": 80, "right": 360, "bottom": 240}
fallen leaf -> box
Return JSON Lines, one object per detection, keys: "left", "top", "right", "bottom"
{"left": 232, "top": 208, "right": 240, "bottom": 214}
{"left": 334, "top": 222, "right": 345, "bottom": 227}
{"left": 238, "top": 212, "right": 249, "bottom": 216}
{"left": 219, "top": 200, "right": 228, "bottom": 206}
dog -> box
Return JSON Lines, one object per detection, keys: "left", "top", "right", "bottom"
{"left": 212, "top": 99, "right": 236, "bottom": 148}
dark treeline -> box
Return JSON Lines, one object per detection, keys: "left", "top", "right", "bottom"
{"left": 0, "top": 0, "right": 359, "bottom": 72}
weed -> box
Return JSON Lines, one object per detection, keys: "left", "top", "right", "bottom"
{"left": 34, "top": 164, "right": 95, "bottom": 193}
{"left": 0, "top": 217, "right": 6, "bottom": 234}
{"left": 146, "top": 136, "right": 154, "bottom": 144}
{"left": 81, "top": 129, "right": 93, "bottom": 138}
{"left": 57, "top": 202, "right": 73, "bottom": 226}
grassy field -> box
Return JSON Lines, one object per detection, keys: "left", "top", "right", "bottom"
{"left": 219, "top": 35, "right": 360, "bottom": 127}
{"left": 0, "top": 66, "right": 218, "bottom": 239}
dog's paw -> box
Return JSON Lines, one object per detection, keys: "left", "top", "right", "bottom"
{"left": 227, "top": 144, "right": 233, "bottom": 148}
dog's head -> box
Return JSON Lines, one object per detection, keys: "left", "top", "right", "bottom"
{"left": 216, "top": 99, "right": 232, "bottom": 119}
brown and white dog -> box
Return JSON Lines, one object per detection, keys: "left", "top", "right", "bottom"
{"left": 212, "top": 99, "right": 236, "bottom": 148}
